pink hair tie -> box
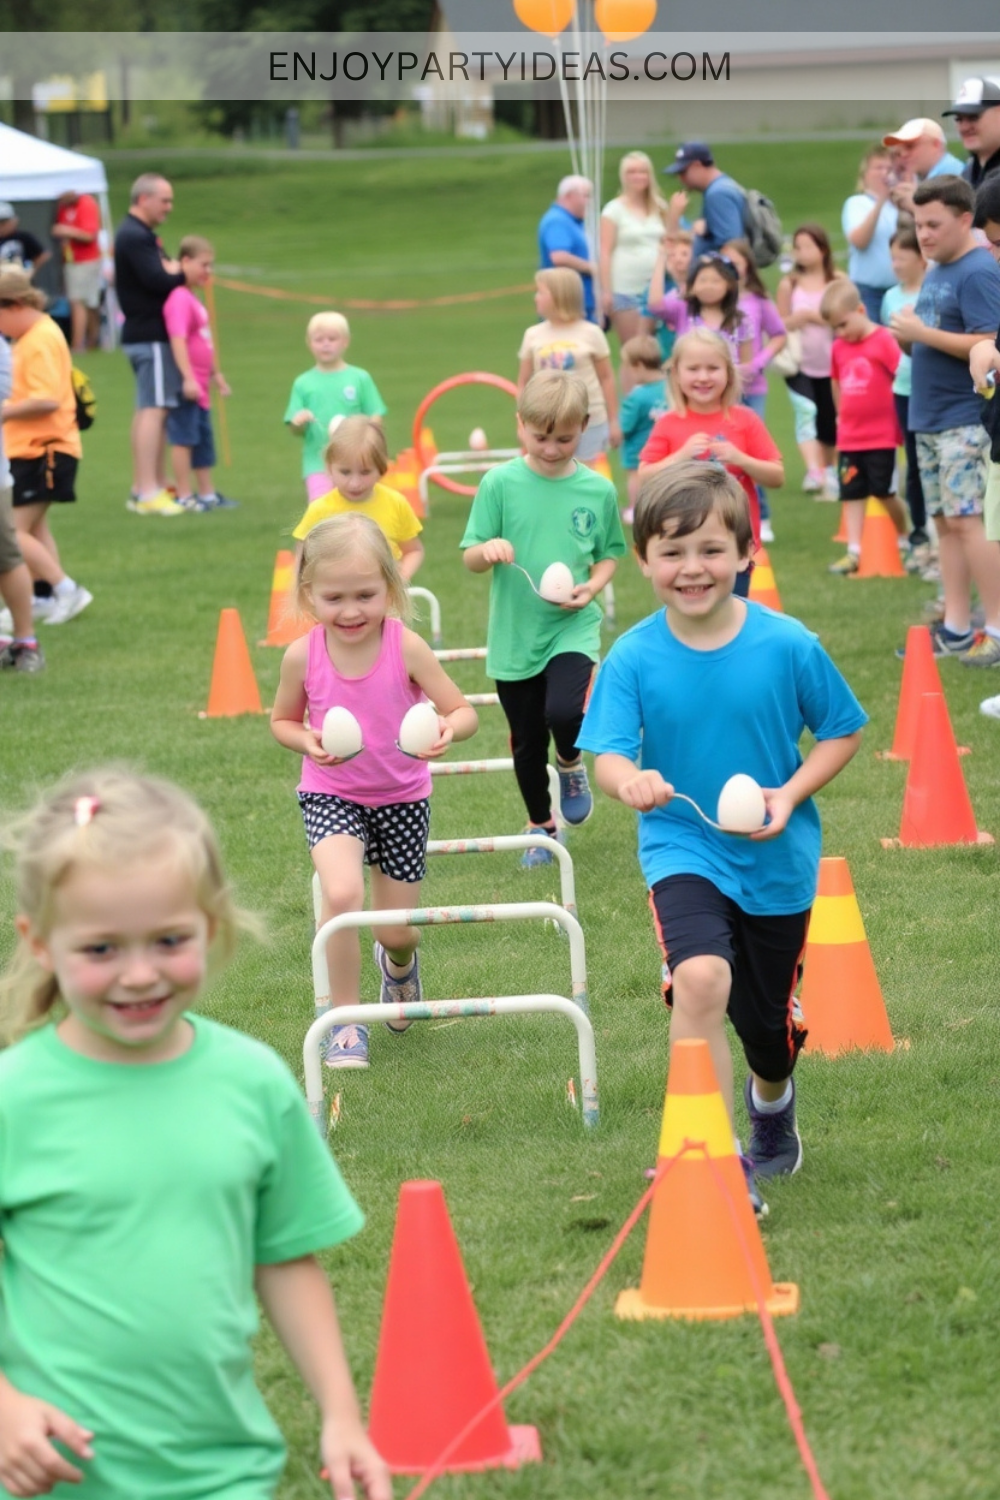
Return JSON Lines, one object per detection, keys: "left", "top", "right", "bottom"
{"left": 74, "top": 796, "right": 100, "bottom": 827}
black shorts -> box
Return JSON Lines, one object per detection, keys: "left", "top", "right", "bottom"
{"left": 299, "top": 792, "right": 430, "bottom": 883}
{"left": 10, "top": 452, "right": 78, "bottom": 506}
{"left": 839, "top": 449, "right": 896, "bottom": 501}
{"left": 649, "top": 874, "right": 809, "bottom": 1082}
{"left": 785, "top": 372, "right": 837, "bottom": 449}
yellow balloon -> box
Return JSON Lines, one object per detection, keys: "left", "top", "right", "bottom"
{"left": 594, "top": 0, "right": 657, "bottom": 42}
{"left": 513, "top": 0, "right": 575, "bottom": 36}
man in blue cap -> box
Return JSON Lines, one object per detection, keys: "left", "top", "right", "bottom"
{"left": 663, "top": 142, "right": 747, "bottom": 262}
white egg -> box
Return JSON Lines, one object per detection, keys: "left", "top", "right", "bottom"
{"left": 327, "top": 414, "right": 345, "bottom": 439}
{"left": 320, "top": 706, "right": 363, "bottom": 759}
{"left": 716, "top": 774, "right": 767, "bottom": 833}
{"left": 398, "top": 701, "right": 441, "bottom": 757}
{"left": 468, "top": 426, "right": 489, "bottom": 451}
{"left": 539, "top": 562, "right": 576, "bottom": 604}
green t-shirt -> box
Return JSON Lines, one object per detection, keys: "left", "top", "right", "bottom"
{"left": 460, "top": 457, "right": 626, "bottom": 680}
{"left": 284, "top": 365, "right": 388, "bottom": 477}
{"left": 0, "top": 1016, "right": 364, "bottom": 1500}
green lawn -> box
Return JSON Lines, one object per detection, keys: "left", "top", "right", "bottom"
{"left": 2, "top": 141, "right": 998, "bottom": 1500}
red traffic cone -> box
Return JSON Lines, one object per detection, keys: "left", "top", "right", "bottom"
{"left": 853, "top": 499, "right": 905, "bottom": 579}
{"left": 799, "top": 857, "right": 894, "bottom": 1054}
{"left": 883, "top": 692, "right": 992, "bottom": 847}
{"left": 368, "top": 1181, "right": 541, "bottom": 1474}
{"left": 201, "top": 608, "right": 263, "bottom": 717}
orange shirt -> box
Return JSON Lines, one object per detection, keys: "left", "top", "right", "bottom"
{"left": 4, "top": 314, "right": 81, "bottom": 460}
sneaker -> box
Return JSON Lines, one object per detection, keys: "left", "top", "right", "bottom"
{"left": 374, "top": 942, "right": 420, "bottom": 1033}
{"left": 32, "top": 594, "right": 57, "bottom": 621}
{"left": 928, "top": 622, "right": 977, "bottom": 658}
{"left": 521, "top": 824, "right": 563, "bottom": 868}
{"left": 960, "top": 632, "right": 1000, "bottom": 667}
{"left": 43, "top": 585, "right": 93, "bottom": 626}
{"left": 0, "top": 640, "right": 45, "bottom": 673}
{"left": 744, "top": 1077, "right": 803, "bottom": 1180}
{"left": 980, "top": 693, "right": 1000, "bottom": 720}
{"left": 828, "top": 552, "right": 859, "bottom": 576}
{"left": 321, "top": 1022, "right": 369, "bottom": 1069}
{"left": 739, "top": 1152, "right": 768, "bottom": 1218}
{"left": 759, "top": 518, "right": 775, "bottom": 544}
{"left": 211, "top": 491, "right": 240, "bottom": 509}
{"left": 823, "top": 466, "right": 840, "bottom": 500}
{"left": 920, "top": 561, "right": 942, "bottom": 584}
{"left": 0, "top": 608, "right": 11, "bottom": 634}
{"left": 557, "top": 760, "right": 593, "bottom": 825}
{"left": 802, "top": 468, "right": 824, "bottom": 493}
{"left": 127, "top": 489, "right": 188, "bottom": 517}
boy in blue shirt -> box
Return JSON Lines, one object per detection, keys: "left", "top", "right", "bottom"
{"left": 618, "top": 335, "right": 668, "bottom": 524}
{"left": 578, "top": 461, "right": 866, "bottom": 1212}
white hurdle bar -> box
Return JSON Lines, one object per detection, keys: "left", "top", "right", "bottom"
{"left": 430, "top": 757, "right": 564, "bottom": 829}
{"left": 418, "top": 447, "right": 521, "bottom": 511}
{"left": 408, "top": 586, "right": 442, "bottom": 648}
{"left": 306, "top": 901, "right": 596, "bottom": 1131}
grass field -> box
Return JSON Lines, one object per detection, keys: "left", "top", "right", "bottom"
{"left": 2, "top": 139, "right": 999, "bottom": 1499}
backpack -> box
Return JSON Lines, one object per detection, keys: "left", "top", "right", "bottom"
{"left": 71, "top": 365, "right": 96, "bottom": 431}
{"left": 741, "top": 188, "right": 783, "bottom": 269}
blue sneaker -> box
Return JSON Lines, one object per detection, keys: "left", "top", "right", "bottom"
{"left": 744, "top": 1077, "right": 802, "bottom": 1180}
{"left": 374, "top": 942, "right": 420, "bottom": 1032}
{"left": 321, "top": 1022, "right": 369, "bottom": 1069}
{"left": 521, "top": 824, "right": 563, "bottom": 868}
{"left": 739, "top": 1151, "right": 768, "bottom": 1218}
{"left": 557, "top": 760, "right": 593, "bottom": 825}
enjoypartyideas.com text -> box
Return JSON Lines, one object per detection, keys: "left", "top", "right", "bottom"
{"left": 268, "top": 47, "right": 732, "bottom": 87}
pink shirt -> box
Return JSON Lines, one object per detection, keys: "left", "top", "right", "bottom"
{"left": 298, "top": 617, "right": 431, "bottom": 806}
{"left": 830, "top": 326, "right": 901, "bottom": 451}
{"left": 163, "top": 286, "right": 214, "bottom": 407}
{"left": 790, "top": 286, "right": 833, "bottom": 378}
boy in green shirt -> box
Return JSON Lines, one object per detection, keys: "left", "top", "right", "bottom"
{"left": 461, "top": 370, "right": 626, "bottom": 865}
{"left": 284, "top": 311, "right": 387, "bottom": 503}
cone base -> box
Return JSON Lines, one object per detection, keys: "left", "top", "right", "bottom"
{"left": 615, "top": 1281, "right": 799, "bottom": 1322}
{"left": 385, "top": 1425, "right": 542, "bottom": 1476}
{"left": 881, "top": 831, "right": 994, "bottom": 848}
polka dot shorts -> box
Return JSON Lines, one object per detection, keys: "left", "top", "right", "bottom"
{"left": 299, "top": 793, "right": 430, "bottom": 883}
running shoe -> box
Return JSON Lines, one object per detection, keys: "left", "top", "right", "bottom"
{"left": 558, "top": 759, "right": 593, "bottom": 825}
{"left": 374, "top": 942, "right": 421, "bottom": 1033}
{"left": 744, "top": 1077, "right": 803, "bottom": 1180}
{"left": 321, "top": 1022, "right": 369, "bottom": 1069}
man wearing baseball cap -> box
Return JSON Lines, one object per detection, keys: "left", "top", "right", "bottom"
{"left": 882, "top": 119, "right": 965, "bottom": 214}
{"left": 662, "top": 142, "right": 746, "bottom": 262}
{"left": 943, "top": 77, "right": 1000, "bottom": 189}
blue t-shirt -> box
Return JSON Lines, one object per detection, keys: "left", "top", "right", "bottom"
{"left": 909, "top": 247, "right": 1000, "bottom": 432}
{"left": 694, "top": 175, "right": 747, "bottom": 259}
{"left": 538, "top": 203, "right": 594, "bottom": 319}
{"left": 620, "top": 378, "right": 668, "bottom": 469}
{"left": 577, "top": 602, "right": 867, "bottom": 915}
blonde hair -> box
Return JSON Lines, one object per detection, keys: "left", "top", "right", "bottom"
{"left": 296, "top": 513, "right": 410, "bottom": 623}
{"left": 178, "top": 234, "right": 213, "bottom": 260}
{"left": 856, "top": 145, "right": 891, "bottom": 193}
{"left": 617, "top": 151, "right": 667, "bottom": 217}
{"left": 323, "top": 415, "right": 388, "bottom": 475}
{"left": 518, "top": 369, "right": 589, "bottom": 433}
{"left": 668, "top": 330, "right": 741, "bottom": 413}
{"left": 820, "top": 279, "right": 862, "bottom": 322}
{"left": 0, "top": 768, "right": 248, "bottom": 1046}
{"left": 535, "top": 267, "right": 585, "bottom": 322}
{"left": 306, "top": 310, "right": 350, "bottom": 344}
{"left": 621, "top": 335, "right": 664, "bottom": 372}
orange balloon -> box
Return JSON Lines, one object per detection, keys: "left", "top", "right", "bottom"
{"left": 595, "top": 0, "right": 656, "bottom": 41}
{"left": 513, "top": 0, "right": 575, "bottom": 35}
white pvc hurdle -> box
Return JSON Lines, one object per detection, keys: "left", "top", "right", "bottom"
{"left": 408, "top": 586, "right": 442, "bottom": 649}
{"left": 305, "top": 901, "right": 596, "bottom": 1132}
{"left": 418, "top": 448, "right": 521, "bottom": 512}
{"left": 430, "top": 757, "right": 564, "bottom": 830}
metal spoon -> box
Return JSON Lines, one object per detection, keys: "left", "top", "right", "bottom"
{"left": 670, "top": 792, "right": 757, "bottom": 838}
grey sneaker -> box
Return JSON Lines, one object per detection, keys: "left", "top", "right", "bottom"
{"left": 0, "top": 640, "right": 45, "bottom": 673}
{"left": 374, "top": 942, "right": 421, "bottom": 1032}
{"left": 745, "top": 1077, "right": 802, "bottom": 1180}
{"left": 557, "top": 759, "right": 593, "bottom": 825}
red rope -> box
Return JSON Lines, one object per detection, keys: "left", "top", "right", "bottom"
{"left": 395, "top": 1142, "right": 832, "bottom": 1500}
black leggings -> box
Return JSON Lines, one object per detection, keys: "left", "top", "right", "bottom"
{"left": 894, "top": 391, "right": 927, "bottom": 535}
{"left": 496, "top": 653, "right": 595, "bottom": 826}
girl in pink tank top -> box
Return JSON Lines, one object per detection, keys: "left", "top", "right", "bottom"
{"left": 271, "top": 514, "right": 478, "bottom": 1070}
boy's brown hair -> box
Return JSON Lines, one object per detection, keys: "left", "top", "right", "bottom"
{"left": 178, "top": 235, "right": 214, "bottom": 260}
{"left": 633, "top": 459, "right": 753, "bottom": 560}
{"left": 621, "top": 335, "right": 664, "bottom": 372}
{"left": 913, "top": 175, "right": 975, "bottom": 216}
{"left": 820, "top": 279, "right": 863, "bottom": 323}
{"left": 517, "top": 369, "right": 589, "bottom": 433}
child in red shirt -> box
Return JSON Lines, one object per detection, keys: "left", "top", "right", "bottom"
{"left": 821, "top": 280, "right": 907, "bottom": 574}
{"left": 638, "top": 329, "right": 784, "bottom": 595}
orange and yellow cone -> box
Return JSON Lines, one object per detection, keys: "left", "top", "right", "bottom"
{"left": 749, "top": 546, "right": 783, "bottom": 612}
{"left": 259, "top": 550, "right": 310, "bottom": 648}
{"left": 853, "top": 499, "right": 905, "bottom": 579}
{"left": 616, "top": 1039, "right": 798, "bottom": 1322}
{"left": 798, "top": 857, "right": 893, "bottom": 1055}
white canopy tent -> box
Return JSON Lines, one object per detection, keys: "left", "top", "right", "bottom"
{"left": 0, "top": 122, "right": 116, "bottom": 344}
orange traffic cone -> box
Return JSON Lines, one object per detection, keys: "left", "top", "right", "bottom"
{"left": 878, "top": 626, "right": 969, "bottom": 761}
{"left": 592, "top": 452, "right": 613, "bottom": 483}
{"left": 798, "top": 857, "right": 893, "bottom": 1055}
{"left": 385, "top": 448, "right": 425, "bottom": 519}
{"left": 368, "top": 1180, "right": 541, "bottom": 1474}
{"left": 749, "top": 546, "right": 783, "bottom": 612}
{"left": 259, "top": 550, "right": 310, "bottom": 648}
{"left": 616, "top": 1040, "right": 798, "bottom": 1322}
{"left": 201, "top": 608, "right": 264, "bottom": 717}
{"left": 853, "top": 499, "right": 905, "bottom": 578}
{"left": 884, "top": 692, "right": 993, "bottom": 847}
{"left": 832, "top": 503, "right": 848, "bottom": 544}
